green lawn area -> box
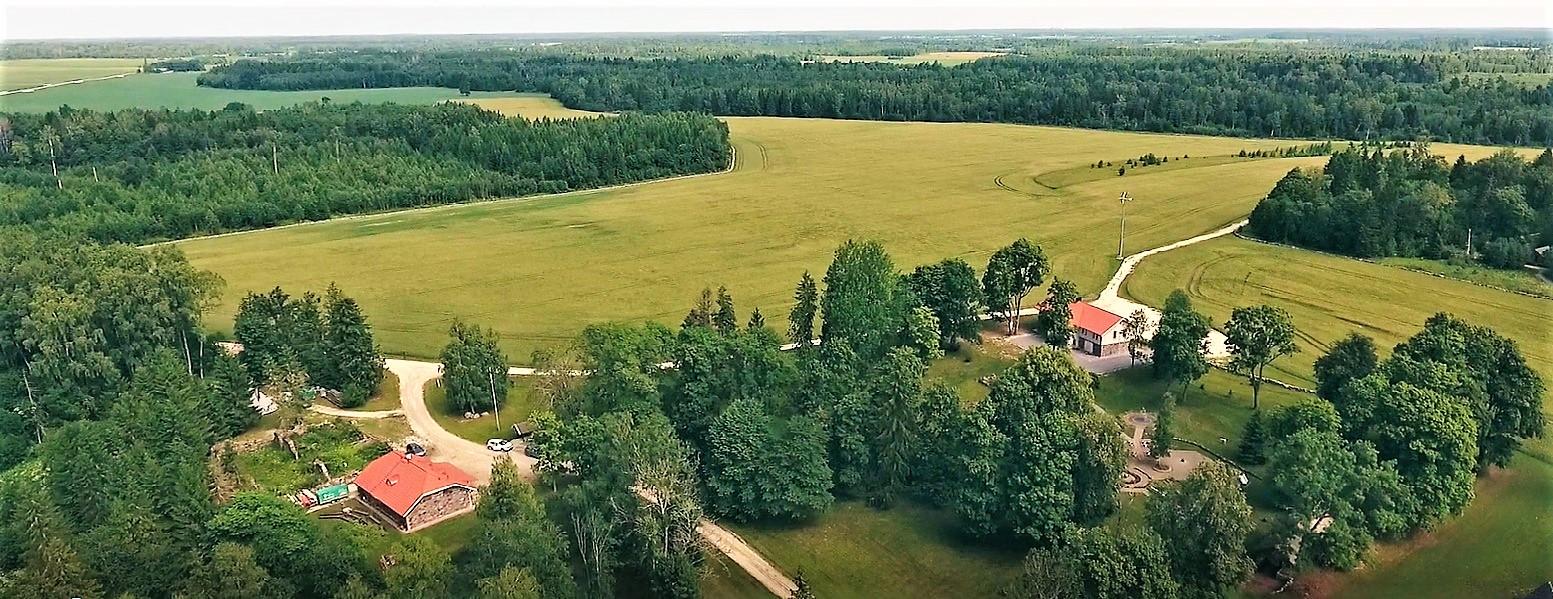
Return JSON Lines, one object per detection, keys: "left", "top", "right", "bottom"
{"left": 423, "top": 376, "right": 546, "bottom": 443}
{"left": 0, "top": 58, "right": 142, "bottom": 91}
{"left": 727, "top": 502, "right": 1024, "bottom": 599}
{"left": 412, "top": 511, "right": 480, "bottom": 554}
{"left": 1095, "top": 366, "right": 1310, "bottom": 452}
{"left": 925, "top": 342, "right": 1018, "bottom": 405}
{"left": 0, "top": 71, "right": 519, "bottom": 113}
{"left": 703, "top": 554, "right": 776, "bottom": 599}
{"left": 357, "top": 369, "right": 401, "bottom": 412}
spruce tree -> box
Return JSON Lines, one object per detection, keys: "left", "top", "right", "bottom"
{"left": 682, "top": 287, "right": 714, "bottom": 329}
{"left": 1237, "top": 410, "right": 1267, "bottom": 465}
{"left": 714, "top": 285, "right": 738, "bottom": 333}
{"left": 323, "top": 284, "right": 384, "bottom": 406}
{"left": 788, "top": 272, "right": 819, "bottom": 346}
{"left": 747, "top": 307, "right": 766, "bottom": 331}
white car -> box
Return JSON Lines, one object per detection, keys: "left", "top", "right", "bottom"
{"left": 486, "top": 439, "right": 514, "bottom": 452}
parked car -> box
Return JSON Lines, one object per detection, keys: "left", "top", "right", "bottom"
{"left": 405, "top": 442, "right": 426, "bottom": 457}
{"left": 486, "top": 439, "right": 513, "bottom": 452}
{"left": 522, "top": 442, "right": 540, "bottom": 458}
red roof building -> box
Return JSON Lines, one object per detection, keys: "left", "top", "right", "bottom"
{"left": 356, "top": 452, "right": 477, "bottom": 531}
{"left": 1069, "top": 301, "right": 1128, "bottom": 356}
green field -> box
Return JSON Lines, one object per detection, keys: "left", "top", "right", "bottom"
{"left": 729, "top": 502, "right": 1023, "bottom": 598}
{"left": 0, "top": 71, "right": 518, "bottom": 113}
{"left": 181, "top": 117, "right": 1345, "bottom": 359}
{"left": 0, "top": 58, "right": 143, "bottom": 91}
{"left": 1121, "top": 235, "right": 1552, "bottom": 393}
{"left": 818, "top": 51, "right": 1008, "bottom": 66}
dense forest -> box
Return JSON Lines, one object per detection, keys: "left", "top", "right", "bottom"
{"left": 0, "top": 102, "right": 730, "bottom": 243}
{"left": 198, "top": 48, "right": 1553, "bottom": 146}
{"left": 1248, "top": 145, "right": 1553, "bottom": 268}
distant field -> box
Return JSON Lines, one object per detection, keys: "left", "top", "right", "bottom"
{"left": 0, "top": 58, "right": 142, "bottom": 91}
{"left": 181, "top": 117, "right": 1339, "bottom": 359}
{"left": 818, "top": 51, "right": 1007, "bottom": 66}
{"left": 459, "top": 94, "right": 610, "bottom": 119}
{"left": 0, "top": 71, "right": 517, "bottom": 112}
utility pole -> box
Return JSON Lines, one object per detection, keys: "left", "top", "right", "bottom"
{"left": 488, "top": 371, "right": 501, "bottom": 435}
{"left": 1117, "top": 191, "right": 1133, "bottom": 259}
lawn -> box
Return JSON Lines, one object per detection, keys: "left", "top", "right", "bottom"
{"left": 0, "top": 71, "right": 519, "bottom": 113}
{"left": 1095, "top": 366, "right": 1310, "bottom": 452}
{"left": 924, "top": 342, "right": 1018, "bottom": 405}
{"left": 818, "top": 51, "right": 1008, "bottom": 66}
{"left": 727, "top": 501, "right": 1024, "bottom": 599}
{"left": 182, "top": 117, "right": 1358, "bottom": 359}
{"left": 357, "top": 369, "right": 402, "bottom": 412}
{"left": 423, "top": 376, "right": 547, "bottom": 443}
{"left": 459, "top": 94, "right": 610, "bottom": 120}
{"left": 228, "top": 421, "right": 390, "bottom": 495}
{"left": 0, "top": 58, "right": 142, "bottom": 91}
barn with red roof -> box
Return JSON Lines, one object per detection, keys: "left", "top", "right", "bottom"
{"left": 356, "top": 452, "right": 477, "bottom": 532}
{"left": 1069, "top": 300, "right": 1128, "bottom": 356}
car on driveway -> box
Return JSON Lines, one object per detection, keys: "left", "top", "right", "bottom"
{"left": 486, "top": 439, "right": 513, "bottom": 452}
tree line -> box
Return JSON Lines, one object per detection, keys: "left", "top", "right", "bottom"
{"left": 197, "top": 48, "right": 1553, "bottom": 146}
{"left": 0, "top": 102, "right": 731, "bottom": 243}
{"left": 1248, "top": 145, "right": 1553, "bottom": 269}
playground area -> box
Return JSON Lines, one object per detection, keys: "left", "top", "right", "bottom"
{"left": 1119, "top": 411, "right": 1209, "bottom": 493}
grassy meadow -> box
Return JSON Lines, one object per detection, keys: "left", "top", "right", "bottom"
{"left": 0, "top": 71, "right": 518, "bottom": 112}
{"left": 459, "top": 94, "right": 610, "bottom": 119}
{"left": 0, "top": 58, "right": 142, "bottom": 91}
{"left": 818, "top": 51, "right": 1008, "bottom": 66}
{"left": 423, "top": 376, "right": 546, "bottom": 443}
{"left": 181, "top": 117, "right": 1341, "bottom": 359}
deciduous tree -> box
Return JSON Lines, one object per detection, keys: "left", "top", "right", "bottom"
{"left": 1224, "top": 304, "right": 1298, "bottom": 409}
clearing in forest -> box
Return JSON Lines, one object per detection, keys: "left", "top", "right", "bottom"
{"left": 817, "top": 51, "right": 1008, "bottom": 66}
{"left": 458, "top": 94, "right": 611, "bottom": 120}
{"left": 0, "top": 71, "right": 522, "bottom": 112}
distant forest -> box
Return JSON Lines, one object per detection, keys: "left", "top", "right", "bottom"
{"left": 1248, "top": 146, "right": 1553, "bottom": 268}
{"left": 198, "top": 49, "right": 1553, "bottom": 146}
{"left": 0, "top": 103, "right": 730, "bottom": 243}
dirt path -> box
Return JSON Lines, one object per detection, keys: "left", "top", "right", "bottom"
{"left": 309, "top": 405, "right": 401, "bottom": 419}
{"left": 0, "top": 71, "right": 135, "bottom": 95}
{"left": 1090, "top": 219, "right": 1246, "bottom": 359}
{"left": 382, "top": 358, "right": 795, "bottom": 596}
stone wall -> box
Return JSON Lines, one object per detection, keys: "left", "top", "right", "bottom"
{"left": 405, "top": 486, "right": 476, "bottom": 531}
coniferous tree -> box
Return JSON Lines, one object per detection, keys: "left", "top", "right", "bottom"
{"left": 323, "top": 284, "right": 384, "bottom": 406}
{"left": 787, "top": 271, "right": 819, "bottom": 347}
{"left": 713, "top": 286, "right": 738, "bottom": 334}
{"left": 440, "top": 321, "right": 510, "bottom": 416}
{"left": 1149, "top": 392, "right": 1176, "bottom": 460}
{"left": 1237, "top": 410, "right": 1267, "bottom": 466}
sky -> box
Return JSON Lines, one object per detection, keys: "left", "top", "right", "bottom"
{"left": 4, "top": 0, "right": 1551, "bottom": 41}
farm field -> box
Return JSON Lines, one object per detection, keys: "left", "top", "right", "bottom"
{"left": 817, "top": 51, "right": 1007, "bottom": 65}
{"left": 0, "top": 57, "right": 142, "bottom": 91}
{"left": 178, "top": 116, "right": 1522, "bottom": 361}
{"left": 459, "top": 93, "right": 610, "bottom": 119}
{"left": 0, "top": 71, "right": 518, "bottom": 112}
{"left": 181, "top": 117, "right": 1343, "bottom": 359}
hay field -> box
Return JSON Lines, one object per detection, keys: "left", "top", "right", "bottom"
{"left": 0, "top": 58, "right": 142, "bottom": 91}
{"left": 180, "top": 117, "right": 1350, "bottom": 358}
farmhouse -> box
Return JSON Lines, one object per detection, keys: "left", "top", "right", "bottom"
{"left": 1069, "top": 300, "right": 1128, "bottom": 356}
{"left": 355, "top": 452, "right": 477, "bottom": 532}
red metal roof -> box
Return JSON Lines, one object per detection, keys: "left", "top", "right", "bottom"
{"left": 355, "top": 452, "right": 475, "bottom": 517}
{"left": 1069, "top": 301, "right": 1124, "bottom": 335}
